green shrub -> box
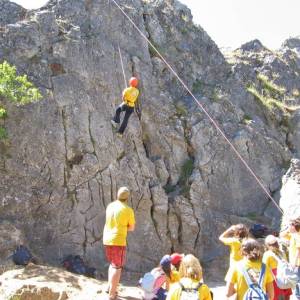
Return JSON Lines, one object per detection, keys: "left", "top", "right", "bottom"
{"left": 0, "top": 61, "right": 42, "bottom": 140}
{"left": 0, "top": 61, "right": 42, "bottom": 104}
{"left": 0, "top": 107, "right": 7, "bottom": 118}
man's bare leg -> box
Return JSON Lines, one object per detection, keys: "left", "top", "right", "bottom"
{"left": 108, "top": 264, "right": 122, "bottom": 298}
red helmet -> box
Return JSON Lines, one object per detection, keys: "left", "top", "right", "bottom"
{"left": 129, "top": 77, "right": 138, "bottom": 87}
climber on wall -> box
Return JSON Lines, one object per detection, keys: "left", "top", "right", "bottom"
{"left": 111, "top": 76, "right": 140, "bottom": 137}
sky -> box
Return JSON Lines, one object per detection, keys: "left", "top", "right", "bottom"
{"left": 11, "top": 0, "right": 300, "bottom": 50}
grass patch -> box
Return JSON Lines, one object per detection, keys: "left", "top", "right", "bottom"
{"left": 246, "top": 85, "right": 286, "bottom": 112}
{"left": 257, "top": 73, "right": 286, "bottom": 97}
{"left": 242, "top": 114, "right": 252, "bottom": 125}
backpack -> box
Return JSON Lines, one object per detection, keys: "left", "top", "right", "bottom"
{"left": 249, "top": 224, "right": 269, "bottom": 239}
{"left": 178, "top": 281, "right": 202, "bottom": 300}
{"left": 12, "top": 245, "right": 33, "bottom": 266}
{"left": 240, "top": 263, "right": 268, "bottom": 300}
{"left": 62, "top": 255, "right": 96, "bottom": 278}
{"left": 272, "top": 254, "right": 298, "bottom": 289}
{"left": 139, "top": 268, "right": 166, "bottom": 294}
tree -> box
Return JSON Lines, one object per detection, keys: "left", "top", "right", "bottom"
{"left": 0, "top": 61, "right": 42, "bottom": 139}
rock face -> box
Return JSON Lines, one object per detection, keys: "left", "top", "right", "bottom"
{"left": 280, "top": 159, "right": 300, "bottom": 226}
{"left": 0, "top": 0, "right": 26, "bottom": 27}
{"left": 0, "top": 0, "right": 299, "bottom": 279}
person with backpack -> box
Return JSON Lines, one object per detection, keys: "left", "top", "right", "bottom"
{"left": 219, "top": 224, "right": 249, "bottom": 284}
{"left": 139, "top": 266, "right": 167, "bottom": 300}
{"left": 263, "top": 235, "right": 292, "bottom": 300}
{"left": 166, "top": 254, "right": 212, "bottom": 300}
{"left": 226, "top": 238, "right": 274, "bottom": 300}
{"left": 103, "top": 186, "right": 135, "bottom": 300}
{"left": 280, "top": 217, "right": 300, "bottom": 299}
{"left": 139, "top": 254, "right": 180, "bottom": 300}
{"left": 111, "top": 76, "right": 139, "bottom": 137}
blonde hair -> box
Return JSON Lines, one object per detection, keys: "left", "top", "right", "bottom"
{"left": 179, "top": 254, "right": 203, "bottom": 281}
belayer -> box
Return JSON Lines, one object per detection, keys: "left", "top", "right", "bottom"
{"left": 111, "top": 77, "right": 139, "bottom": 137}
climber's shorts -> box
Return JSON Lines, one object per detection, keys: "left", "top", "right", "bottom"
{"left": 104, "top": 245, "right": 126, "bottom": 268}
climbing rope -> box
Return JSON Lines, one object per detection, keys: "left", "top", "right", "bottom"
{"left": 118, "top": 43, "right": 127, "bottom": 89}
{"left": 110, "top": 0, "right": 283, "bottom": 214}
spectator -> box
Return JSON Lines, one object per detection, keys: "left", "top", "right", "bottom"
{"left": 103, "top": 187, "right": 135, "bottom": 300}
{"left": 226, "top": 238, "right": 274, "bottom": 300}
{"left": 166, "top": 254, "right": 212, "bottom": 300}
{"left": 263, "top": 235, "right": 292, "bottom": 300}
{"left": 280, "top": 217, "right": 300, "bottom": 299}
{"left": 219, "top": 224, "right": 249, "bottom": 284}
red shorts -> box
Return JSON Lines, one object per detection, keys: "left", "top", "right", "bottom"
{"left": 104, "top": 245, "right": 126, "bottom": 268}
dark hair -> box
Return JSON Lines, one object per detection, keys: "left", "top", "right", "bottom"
{"left": 234, "top": 224, "right": 249, "bottom": 240}
{"left": 290, "top": 217, "right": 300, "bottom": 232}
{"left": 241, "top": 239, "right": 262, "bottom": 261}
{"left": 161, "top": 264, "right": 171, "bottom": 279}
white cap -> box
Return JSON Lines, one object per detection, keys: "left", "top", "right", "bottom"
{"left": 117, "top": 187, "right": 130, "bottom": 200}
{"left": 265, "top": 235, "right": 278, "bottom": 245}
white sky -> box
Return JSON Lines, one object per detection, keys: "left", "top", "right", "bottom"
{"left": 180, "top": 0, "right": 300, "bottom": 50}
{"left": 11, "top": 0, "right": 300, "bottom": 50}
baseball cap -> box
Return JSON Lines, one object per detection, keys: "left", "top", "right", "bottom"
{"left": 265, "top": 235, "right": 278, "bottom": 245}
{"left": 170, "top": 253, "right": 184, "bottom": 265}
{"left": 159, "top": 255, "right": 171, "bottom": 268}
{"left": 117, "top": 187, "right": 130, "bottom": 200}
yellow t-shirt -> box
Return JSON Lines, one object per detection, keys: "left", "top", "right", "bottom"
{"left": 103, "top": 200, "right": 135, "bottom": 246}
{"left": 229, "top": 259, "right": 273, "bottom": 300}
{"left": 222, "top": 237, "right": 243, "bottom": 265}
{"left": 122, "top": 86, "right": 139, "bottom": 107}
{"left": 166, "top": 270, "right": 180, "bottom": 289}
{"left": 166, "top": 278, "right": 212, "bottom": 300}
{"left": 262, "top": 250, "right": 278, "bottom": 270}
{"left": 289, "top": 232, "right": 300, "bottom": 266}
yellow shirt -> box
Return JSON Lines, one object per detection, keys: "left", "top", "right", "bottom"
{"left": 222, "top": 237, "right": 243, "bottom": 265}
{"left": 289, "top": 232, "right": 300, "bottom": 266}
{"left": 122, "top": 86, "right": 139, "bottom": 107}
{"left": 166, "top": 270, "right": 180, "bottom": 289}
{"left": 166, "top": 278, "right": 212, "bottom": 300}
{"left": 229, "top": 259, "right": 273, "bottom": 300}
{"left": 262, "top": 250, "right": 278, "bottom": 270}
{"left": 103, "top": 200, "right": 135, "bottom": 246}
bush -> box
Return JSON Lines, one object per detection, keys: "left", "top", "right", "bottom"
{"left": 0, "top": 61, "right": 42, "bottom": 140}
{"left": 0, "top": 61, "right": 42, "bottom": 104}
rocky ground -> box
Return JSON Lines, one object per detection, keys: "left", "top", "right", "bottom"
{"left": 0, "top": 264, "right": 227, "bottom": 299}
{"left": 1, "top": 264, "right": 298, "bottom": 300}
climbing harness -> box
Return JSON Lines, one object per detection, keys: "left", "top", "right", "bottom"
{"left": 110, "top": 0, "right": 283, "bottom": 214}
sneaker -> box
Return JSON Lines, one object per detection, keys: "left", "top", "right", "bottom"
{"left": 116, "top": 133, "right": 123, "bottom": 138}
{"left": 111, "top": 120, "right": 118, "bottom": 128}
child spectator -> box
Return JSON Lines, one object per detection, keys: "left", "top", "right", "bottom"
{"left": 166, "top": 254, "right": 212, "bottom": 300}
{"left": 280, "top": 217, "right": 300, "bottom": 299}
{"left": 219, "top": 224, "right": 249, "bottom": 284}
{"left": 226, "top": 238, "right": 274, "bottom": 300}
{"left": 170, "top": 253, "right": 184, "bottom": 271}
{"left": 263, "top": 235, "right": 292, "bottom": 300}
